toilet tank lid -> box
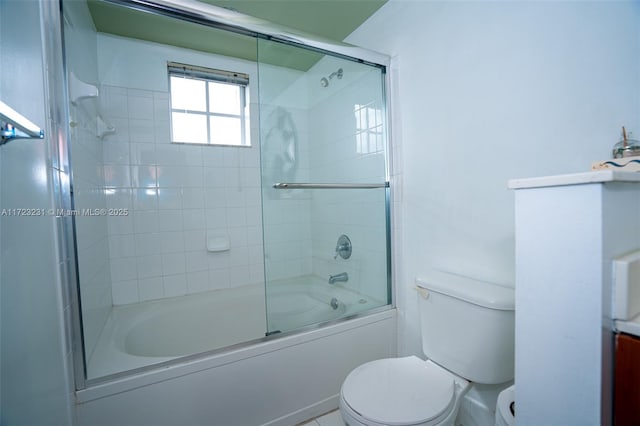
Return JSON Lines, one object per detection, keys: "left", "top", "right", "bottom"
{"left": 416, "top": 270, "right": 515, "bottom": 311}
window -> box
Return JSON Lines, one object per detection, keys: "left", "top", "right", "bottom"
{"left": 168, "top": 62, "right": 250, "bottom": 146}
{"left": 354, "top": 102, "right": 383, "bottom": 154}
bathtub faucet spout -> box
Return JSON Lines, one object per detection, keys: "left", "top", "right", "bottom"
{"left": 328, "top": 272, "right": 348, "bottom": 284}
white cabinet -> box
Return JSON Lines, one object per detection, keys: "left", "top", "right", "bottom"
{"left": 510, "top": 171, "right": 640, "bottom": 426}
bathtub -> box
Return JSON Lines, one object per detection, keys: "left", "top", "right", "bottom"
{"left": 87, "top": 275, "right": 385, "bottom": 379}
{"left": 77, "top": 277, "right": 395, "bottom": 426}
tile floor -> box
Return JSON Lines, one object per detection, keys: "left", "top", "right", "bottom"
{"left": 299, "top": 409, "right": 346, "bottom": 426}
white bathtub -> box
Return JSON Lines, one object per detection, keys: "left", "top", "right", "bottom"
{"left": 88, "top": 276, "right": 382, "bottom": 379}
{"left": 77, "top": 283, "right": 395, "bottom": 426}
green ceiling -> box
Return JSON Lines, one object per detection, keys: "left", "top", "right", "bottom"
{"left": 199, "top": 0, "right": 387, "bottom": 42}
{"left": 87, "top": 0, "right": 387, "bottom": 71}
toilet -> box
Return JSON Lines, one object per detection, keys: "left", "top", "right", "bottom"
{"left": 339, "top": 270, "right": 515, "bottom": 426}
{"left": 495, "top": 385, "right": 515, "bottom": 426}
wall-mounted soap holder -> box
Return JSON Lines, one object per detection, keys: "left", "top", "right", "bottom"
{"left": 69, "top": 71, "right": 99, "bottom": 105}
{"left": 68, "top": 72, "right": 116, "bottom": 139}
{"left": 97, "top": 116, "right": 116, "bottom": 139}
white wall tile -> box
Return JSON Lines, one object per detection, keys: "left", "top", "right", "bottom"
{"left": 182, "top": 209, "right": 206, "bottom": 230}
{"left": 161, "top": 252, "right": 186, "bottom": 276}
{"left": 134, "top": 233, "right": 163, "bottom": 256}
{"left": 208, "top": 268, "right": 230, "bottom": 290}
{"left": 107, "top": 214, "right": 134, "bottom": 236}
{"left": 160, "top": 231, "right": 186, "bottom": 254}
{"left": 227, "top": 207, "right": 247, "bottom": 227}
{"left": 186, "top": 270, "right": 209, "bottom": 293}
{"left": 130, "top": 143, "right": 156, "bottom": 165}
{"left": 128, "top": 119, "right": 155, "bottom": 143}
{"left": 131, "top": 165, "right": 158, "bottom": 188}
{"left": 158, "top": 210, "right": 183, "bottom": 232}
{"left": 183, "top": 229, "right": 205, "bottom": 251}
{"left": 229, "top": 266, "right": 250, "bottom": 287}
{"left": 103, "top": 141, "right": 130, "bottom": 164}
{"left": 136, "top": 254, "right": 163, "bottom": 279}
{"left": 133, "top": 210, "right": 159, "bottom": 234}
{"left": 105, "top": 188, "right": 132, "bottom": 209}
{"left": 158, "top": 188, "right": 182, "bottom": 210}
{"left": 111, "top": 257, "right": 137, "bottom": 282}
{"left": 155, "top": 144, "right": 183, "bottom": 166}
{"left": 112, "top": 280, "right": 139, "bottom": 305}
{"left": 181, "top": 187, "right": 204, "bottom": 209}
{"left": 104, "top": 164, "right": 131, "bottom": 187}
{"left": 132, "top": 188, "right": 158, "bottom": 210}
{"left": 138, "top": 276, "right": 164, "bottom": 301}
{"left": 163, "top": 274, "right": 187, "bottom": 298}
{"left": 127, "top": 94, "right": 154, "bottom": 120}
{"left": 108, "top": 234, "right": 135, "bottom": 258}
{"left": 184, "top": 249, "right": 209, "bottom": 272}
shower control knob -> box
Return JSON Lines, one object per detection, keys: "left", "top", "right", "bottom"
{"left": 334, "top": 234, "right": 352, "bottom": 260}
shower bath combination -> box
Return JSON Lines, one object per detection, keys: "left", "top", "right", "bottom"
{"left": 320, "top": 68, "right": 344, "bottom": 87}
{"left": 58, "top": 0, "right": 393, "bottom": 423}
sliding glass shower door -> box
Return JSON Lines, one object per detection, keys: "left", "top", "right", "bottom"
{"left": 257, "top": 39, "right": 391, "bottom": 334}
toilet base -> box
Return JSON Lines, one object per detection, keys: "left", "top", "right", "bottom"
{"left": 495, "top": 385, "right": 515, "bottom": 426}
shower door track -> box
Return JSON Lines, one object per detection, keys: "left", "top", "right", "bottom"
{"left": 273, "top": 182, "right": 389, "bottom": 190}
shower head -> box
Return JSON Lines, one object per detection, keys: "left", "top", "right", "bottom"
{"left": 320, "top": 68, "right": 343, "bottom": 87}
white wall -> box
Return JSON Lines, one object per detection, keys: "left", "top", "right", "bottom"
{"left": 0, "top": 1, "right": 73, "bottom": 424}
{"left": 347, "top": 0, "right": 640, "bottom": 355}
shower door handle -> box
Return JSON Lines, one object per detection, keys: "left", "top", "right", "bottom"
{"left": 0, "top": 100, "right": 44, "bottom": 145}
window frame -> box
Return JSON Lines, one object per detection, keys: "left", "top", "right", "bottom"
{"left": 167, "top": 62, "right": 250, "bottom": 147}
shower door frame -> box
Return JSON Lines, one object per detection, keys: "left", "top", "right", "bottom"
{"left": 55, "top": 0, "right": 395, "bottom": 391}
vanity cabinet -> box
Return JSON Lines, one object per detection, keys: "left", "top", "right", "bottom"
{"left": 510, "top": 170, "right": 640, "bottom": 426}
{"left": 614, "top": 333, "right": 640, "bottom": 426}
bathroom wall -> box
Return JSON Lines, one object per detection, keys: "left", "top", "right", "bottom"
{"left": 96, "top": 34, "right": 266, "bottom": 304}
{"left": 347, "top": 0, "right": 640, "bottom": 355}
{"left": 0, "top": 0, "right": 73, "bottom": 423}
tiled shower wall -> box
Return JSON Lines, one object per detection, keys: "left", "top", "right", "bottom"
{"left": 100, "top": 84, "right": 264, "bottom": 305}
{"left": 307, "top": 59, "right": 388, "bottom": 302}
{"left": 259, "top": 54, "right": 388, "bottom": 299}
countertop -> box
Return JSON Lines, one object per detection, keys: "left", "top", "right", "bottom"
{"left": 616, "top": 317, "right": 640, "bottom": 338}
{"left": 508, "top": 170, "right": 640, "bottom": 190}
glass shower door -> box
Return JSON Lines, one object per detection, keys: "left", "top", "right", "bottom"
{"left": 257, "top": 39, "right": 390, "bottom": 334}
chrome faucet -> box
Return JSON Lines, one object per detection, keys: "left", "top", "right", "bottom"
{"left": 328, "top": 272, "right": 348, "bottom": 284}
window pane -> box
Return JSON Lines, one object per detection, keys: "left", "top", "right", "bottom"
{"left": 170, "top": 76, "right": 206, "bottom": 111}
{"left": 172, "top": 112, "right": 208, "bottom": 144}
{"left": 210, "top": 116, "right": 242, "bottom": 145}
{"left": 209, "top": 82, "right": 241, "bottom": 115}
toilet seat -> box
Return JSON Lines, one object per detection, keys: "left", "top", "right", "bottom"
{"left": 340, "top": 356, "right": 458, "bottom": 426}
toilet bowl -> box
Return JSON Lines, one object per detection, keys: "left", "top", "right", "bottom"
{"left": 339, "top": 356, "right": 469, "bottom": 426}
{"left": 339, "top": 271, "right": 515, "bottom": 426}
{"left": 495, "top": 385, "right": 515, "bottom": 426}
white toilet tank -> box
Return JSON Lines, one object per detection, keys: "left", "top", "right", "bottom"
{"left": 416, "top": 270, "right": 515, "bottom": 384}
